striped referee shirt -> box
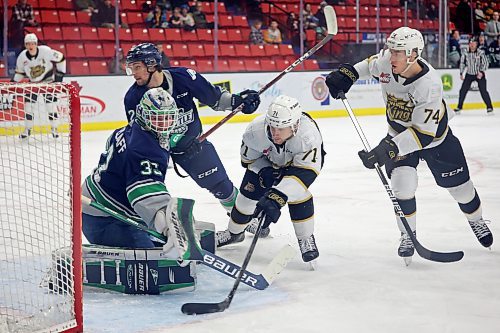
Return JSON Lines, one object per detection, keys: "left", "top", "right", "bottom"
{"left": 459, "top": 49, "right": 489, "bottom": 75}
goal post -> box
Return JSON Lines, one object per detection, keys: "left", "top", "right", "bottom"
{"left": 0, "top": 82, "right": 83, "bottom": 333}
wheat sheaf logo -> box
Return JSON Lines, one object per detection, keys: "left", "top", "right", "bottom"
{"left": 386, "top": 94, "right": 415, "bottom": 122}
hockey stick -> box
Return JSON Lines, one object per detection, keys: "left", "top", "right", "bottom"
{"left": 338, "top": 92, "right": 464, "bottom": 263}
{"left": 197, "top": 5, "right": 338, "bottom": 142}
{"left": 81, "top": 196, "right": 295, "bottom": 289}
{"left": 181, "top": 213, "right": 266, "bottom": 315}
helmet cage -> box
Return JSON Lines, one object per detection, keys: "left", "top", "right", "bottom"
{"left": 136, "top": 89, "right": 180, "bottom": 138}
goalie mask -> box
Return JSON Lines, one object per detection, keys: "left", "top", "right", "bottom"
{"left": 265, "top": 95, "right": 303, "bottom": 142}
{"left": 136, "top": 88, "right": 180, "bottom": 139}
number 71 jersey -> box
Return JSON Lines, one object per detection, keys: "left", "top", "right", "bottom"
{"left": 240, "top": 114, "right": 324, "bottom": 175}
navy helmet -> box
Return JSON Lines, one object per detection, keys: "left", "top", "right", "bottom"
{"left": 126, "top": 43, "right": 162, "bottom": 68}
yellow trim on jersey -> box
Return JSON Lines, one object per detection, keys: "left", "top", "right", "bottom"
{"left": 395, "top": 211, "right": 416, "bottom": 218}
{"left": 407, "top": 127, "right": 423, "bottom": 150}
{"left": 288, "top": 195, "right": 313, "bottom": 205}
{"left": 291, "top": 165, "right": 320, "bottom": 176}
{"left": 412, "top": 125, "right": 436, "bottom": 138}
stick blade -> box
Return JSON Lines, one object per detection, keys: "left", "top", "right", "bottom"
{"left": 181, "top": 300, "right": 230, "bottom": 315}
{"left": 324, "top": 5, "right": 338, "bottom": 35}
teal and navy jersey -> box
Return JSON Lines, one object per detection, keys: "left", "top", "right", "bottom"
{"left": 83, "top": 122, "right": 170, "bottom": 228}
{"left": 124, "top": 67, "right": 231, "bottom": 138}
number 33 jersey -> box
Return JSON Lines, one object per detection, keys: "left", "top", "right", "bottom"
{"left": 354, "top": 49, "right": 454, "bottom": 157}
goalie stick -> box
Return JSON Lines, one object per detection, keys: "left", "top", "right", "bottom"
{"left": 338, "top": 91, "right": 464, "bottom": 263}
{"left": 197, "top": 5, "right": 338, "bottom": 142}
{"left": 181, "top": 213, "right": 266, "bottom": 315}
{"left": 81, "top": 196, "right": 295, "bottom": 290}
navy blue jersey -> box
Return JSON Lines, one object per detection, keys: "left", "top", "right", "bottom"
{"left": 124, "top": 67, "right": 228, "bottom": 138}
{"left": 84, "top": 122, "right": 171, "bottom": 227}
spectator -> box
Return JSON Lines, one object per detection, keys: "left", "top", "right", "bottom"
{"left": 474, "top": 1, "right": 485, "bottom": 21}
{"left": 484, "top": 11, "right": 500, "bottom": 44}
{"left": 155, "top": 0, "right": 170, "bottom": 11}
{"left": 109, "top": 48, "right": 126, "bottom": 74}
{"left": 483, "top": 1, "right": 497, "bottom": 21}
{"left": 74, "top": 0, "right": 96, "bottom": 13}
{"left": 487, "top": 34, "right": 500, "bottom": 67}
{"left": 180, "top": 5, "right": 196, "bottom": 31}
{"left": 145, "top": 5, "right": 168, "bottom": 28}
{"left": 449, "top": 29, "right": 462, "bottom": 68}
{"left": 302, "top": 3, "right": 319, "bottom": 30}
{"left": 263, "top": 20, "right": 282, "bottom": 44}
{"left": 168, "top": 7, "right": 183, "bottom": 29}
{"left": 9, "top": 0, "right": 38, "bottom": 51}
{"left": 156, "top": 44, "right": 171, "bottom": 68}
{"left": 249, "top": 20, "right": 264, "bottom": 45}
{"left": 91, "top": 0, "right": 127, "bottom": 28}
{"left": 191, "top": 1, "right": 212, "bottom": 29}
{"left": 455, "top": 0, "right": 473, "bottom": 34}
{"left": 426, "top": 3, "right": 439, "bottom": 20}
{"left": 478, "top": 33, "right": 489, "bottom": 54}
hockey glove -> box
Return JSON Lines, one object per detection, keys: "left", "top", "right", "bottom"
{"left": 169, "top": 134, "right": 202, "bottom": 157}
{"left": 258, "top": 167, "right": 283, "bottom": 189}
{"left": 54, "top": 71, "right": 65, "bottom": 82}
{"left": 232, "top": 89, "right": 261, "bottom": 114}
{"left": 325, "top": 64, "right": 359, "bottom": 99}
{"left": 254, "top": 188, "right": 288, "bottom": 228}
{"left": 358, "top": 136, "right": 399, "bottom": 169}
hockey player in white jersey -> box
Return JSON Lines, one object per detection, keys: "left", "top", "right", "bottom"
{"left": 326, "top": 27, "right": 493, "bottom": 263}
{"left": 12, "top": 33, "right": 66, "bottom": 138}
{"left": 216, "top": 95, "right": 325, "bottom": 263}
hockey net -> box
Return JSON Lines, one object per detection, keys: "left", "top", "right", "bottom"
{"left": 0, "top": 82, "right": 82, "bottom": 333}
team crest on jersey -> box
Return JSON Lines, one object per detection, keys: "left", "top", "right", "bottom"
{"left": 170, "top": 108, "right": 193, "bottom": 134}
{"left": 379, "top": 72, "right": 391, "bottom": 83}
{"left": 30, "top": 65, "right": 45, "bottom": 79}
{"left": 386, "top": 94, "right": 415, "bottom": 122}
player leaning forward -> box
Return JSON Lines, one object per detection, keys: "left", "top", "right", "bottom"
{"left": 216, "top": 95, "right": 325, "bottom": 263}
{"left": 12, "top": 33, "right": 66, "bottom": 139}
{"left": 326, "top": 27, "right": 493, "bottom": 260}
{"left": 82, "top": 88, "right": 193, "bottom": 253}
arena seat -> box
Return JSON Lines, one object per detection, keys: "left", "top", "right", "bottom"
{"left": 69, "top": 60, "right": 90, "bottom": 75}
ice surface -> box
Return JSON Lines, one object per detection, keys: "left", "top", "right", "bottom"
{"left": 81, "top": 109, "right": 500, "bottom": 333}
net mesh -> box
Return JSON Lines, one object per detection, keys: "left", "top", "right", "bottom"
{"left": 0, "top": 83, "right": 79, "bottom": 333}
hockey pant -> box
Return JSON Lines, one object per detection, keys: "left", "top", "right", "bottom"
{"left": 228, "top": 169, "right": 315, "bottom": 239}
{"left": 384, "top": 130, "right": 482, "bottom": 233}
{"left": 171, "top": 139, "right": 236, "bottom": 205}
{"left": 23, "top": 93, "right": 59, "bottom": 130}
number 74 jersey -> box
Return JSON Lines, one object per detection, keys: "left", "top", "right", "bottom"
{"left": 240, "top": 114, "right": 324, "bottom": 177}
{"left": 354, "top": 49, "right": 454, "bottom": 157}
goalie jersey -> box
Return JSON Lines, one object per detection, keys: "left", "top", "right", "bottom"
{"left": 13, "top": 45, "right": 66, "bottom": 83}
{"left": 82, "top": 122, "right": 170, "bottom": 229}
{"left": 124, "top": 67, "right": 231, "bottom": 138}
{"left": 241, "top": 113, "right": 324, "bottom": 193}
{"left": 354, "top": 50, "right": 453, "bottom": 157}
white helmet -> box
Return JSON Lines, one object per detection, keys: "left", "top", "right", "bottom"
{"left": 24, "top": 33, "right": 38, "bottom": 45}
{"left": 136, "top": 88, "right": 180, "bottom": 138}
{"left": 386, "top": 27, "right": 424, "bottom": 58}
{"left": 266, "top": 95, "right": 302, "bottom": 134}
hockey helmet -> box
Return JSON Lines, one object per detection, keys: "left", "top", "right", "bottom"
{"left": 136, "top": 88, "right": 180, "bottom": 138}
{"left": 266, "top": 95, "right": 302, "bottom": 134}
{"left": 126, "top": 43, "right": 162, "bottom": 69}
{"left": 386, "top": 27, "right": 424, "bottom": 58}
{"left": 24, "top": 33, "right": 38, "bottom": 45}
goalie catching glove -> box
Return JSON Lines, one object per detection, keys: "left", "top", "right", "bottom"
{"left": 153, "top": 197, "right": 202, "bottom": 262}
{"left": 253, "top": 188, "right": 288, "bottom": 228}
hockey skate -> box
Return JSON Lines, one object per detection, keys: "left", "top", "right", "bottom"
{"left": 453, "top": 108, "right": 462, "bottom": 115}
{"left": 469, "top": 219, "right": 493, "bottom": 248}
{"left": 51, "top": 127, "right": 59, "bottom": 138}
{"left": 216, "top": 229, "right": 245, "bottom": 248}
{"left": 398, "top": 231, "right": 416, "bottom": 266}
{"left": 19, "top": 128, "right": 31, "bottom": 139}
{"left": 486, "top": 108, "right": 494, "bottom": 115}
{"left": 245, "top": 218, "right": 270, "bottom": 238}
{"left": 298, "top": 234, "right": 319, "bottom": 265}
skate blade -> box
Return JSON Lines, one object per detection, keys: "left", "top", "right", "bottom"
{"left": 307, "top": 259, "right": 318, "bottom": 271}
{"left": 403, "top": 256, "right": 412, "bottom": 266}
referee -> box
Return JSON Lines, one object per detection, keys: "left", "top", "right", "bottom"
{"left": 454, "top": 37, "right": 494, "bottom": 115}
